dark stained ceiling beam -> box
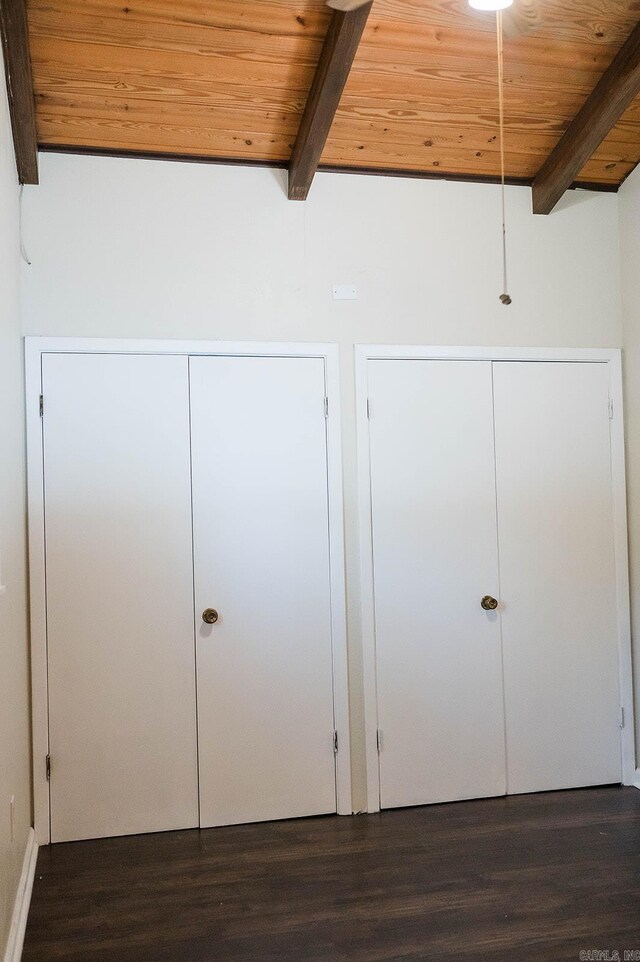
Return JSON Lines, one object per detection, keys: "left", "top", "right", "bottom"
{"left": 288, "top": 2, "right": 372, "bottom": 201}
{"left": 532, "top": 19, "right": 640, "bottom": 215}
{"left": 0, "top": 0, "right": 38, "bottom": 184}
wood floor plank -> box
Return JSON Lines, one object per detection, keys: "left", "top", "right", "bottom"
{"left": 22, "top": 787, "right": 640, "bottom": 962}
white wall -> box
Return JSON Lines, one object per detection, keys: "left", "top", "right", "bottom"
{"left": 619, "top": 165, "right": 640, "bottom": 780}
{"left": 0, "top": 49, "right": 32, "bottom": 957}
{"left": 21, "top": 153, "right": 625, "bottom": 808}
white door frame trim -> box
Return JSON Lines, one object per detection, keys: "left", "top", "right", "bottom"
{"left": 355, "top": 344, "right": 635, "bottom": 813}
{"left": 26, "top": 336, "right": 352, "bottom": 845}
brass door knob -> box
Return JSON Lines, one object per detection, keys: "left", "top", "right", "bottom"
{"left": 481, "top": 596, "right": 498, "bottom": 611}
{"left": 202, "top": 608, "right": 219, "bottom": 625}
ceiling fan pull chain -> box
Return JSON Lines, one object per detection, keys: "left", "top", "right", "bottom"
{"left": 497, "top": 10, "right": 512, "bottom": 306}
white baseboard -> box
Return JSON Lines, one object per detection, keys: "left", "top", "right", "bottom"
{"left": 634, "top": 769, "right": 640, "bottom": 790}
{"left": 3, "top": 828, "right": 38, "bottom": 962}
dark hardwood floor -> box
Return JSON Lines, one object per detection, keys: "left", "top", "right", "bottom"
{"left": 23, "top": 787, "right": 640, "bottom": 962}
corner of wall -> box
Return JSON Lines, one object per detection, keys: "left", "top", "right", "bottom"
{"left": 618, "top": 165, "right": 640, "bottom": 770}
{"left": 0, "top": 40, "right": 35, "bottom": 962}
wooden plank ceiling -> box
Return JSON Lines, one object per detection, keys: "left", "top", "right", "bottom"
{"left": 26, "top": 0, "right": 640, "bottom": 188}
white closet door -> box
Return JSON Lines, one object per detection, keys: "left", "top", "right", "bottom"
{"left": 493, "top": 362, "right": 622, "bottom": 793}
{"left": 368, "top": 360, "right": 506, "bottom": 808}
{"left": 190, "top": 356, "right": 337, "bottom": 827}
{"left": 42, "top": 353, "right": 198, "bottom": 843}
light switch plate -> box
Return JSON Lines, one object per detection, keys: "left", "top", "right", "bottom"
{"left": 332, "top": 284, "right": 357, "bottom": 300}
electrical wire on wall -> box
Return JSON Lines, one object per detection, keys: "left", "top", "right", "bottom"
{"left": 496, "top": 10, "right": 512, "bottom": 306}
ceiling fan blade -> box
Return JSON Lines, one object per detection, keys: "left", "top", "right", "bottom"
{"left": 502, "top": 0, "right": 542, "bottom": 38}
{"left": 326, "top": 0, "right": 370, "bottom": 10}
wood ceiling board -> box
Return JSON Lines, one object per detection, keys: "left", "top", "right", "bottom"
{"left": 340, "top": 65, "right": 609, "bottom": 105}
{"left": 324, "top": 132, "right": 638, "bottom": 169}
{"left": 35, "top": 95, "right": 302, "bottom": 139}
{"left": 335, "top": 93, "right": 580, "bottom": 131}
{"left": 29, "top": 0, "right": 331, "bottom": 38}
{"left": 27, "top": 11, "right": 327, "bottom": 74}
{"left": 344, "top": 33, "right": 619, "bottom": 96}
{"left": 577, "top": 158, "right": 637, "bottom": 183}
{"left": 363, "top": 0, "right": 639, "bottom": 46}
{"left": 327, "top": 2, "right": 640, "bottom": 184}
{"left": 35, "top": 115, "right": 296, "bottom": 161}
{"left": 33, "top": 69, "right": 588, "bottom": 129}
{"left": 533, "top": 17, "right": 640, "bottom": 210}
{"left": 591, "top": 139, "right": 640, "bottom": 169}
{"left": 27, "top": 0, "right": 640, "bottom": 187}
{"left": 354, "top": 25, "right": 625, "bottom": 70}
{"left": 29, "top": 37, "right": 319, "bottom": 93}
{"left": 33, "top": 100, "right": 299, "bottom": 155}
{"left": 45, "top": 93, "right": 622, "bottom": 177}
{"left": 27, "top": 0, "right": 329, "bottom": 162}
{"left": 318, "top": 148, "right": 543, "bottom": 178}
{"left": 592, "top": 101, "right": 640, "bottom": 184}
{"left": 325, "top": 120, "right": 564, "bottom": 153}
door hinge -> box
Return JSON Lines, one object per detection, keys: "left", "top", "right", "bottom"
{"left": 608, "top": 397, "right": 614, "bottom": 420}
{"left": 324, "top": 397, "right": 329, "bottom": 419}
{"left": 620, "top": 707, "right": 625, "bottom": 729}
{"left": 39, "top": 394, "right": 44, "bottom": 418}
{"left": 45, "top": 754, "right": 51, "bottom": 780}
{"left": 333, "top": 730, "right": 338, "bottom": 754}
{"left": 376, "top": 729, "right": 382, "bottom": 753}
{"left": 366, "top": 398, "right": 371, "bottom": 420}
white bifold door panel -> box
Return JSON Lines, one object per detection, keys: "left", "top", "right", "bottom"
{"left": 42, "top": 353, "right": 199, "bottom": 843}
{"left": 365, "top": 357, "right": 623, "bottom": 811}
{"left": 368, "top": 360, "right": 507, "bottom": 808}
{"left": 190, "top": 356, "right": 337, "bottom": 827}
{"left": 493, "top": 362, "right": 621, "bottom": 794}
